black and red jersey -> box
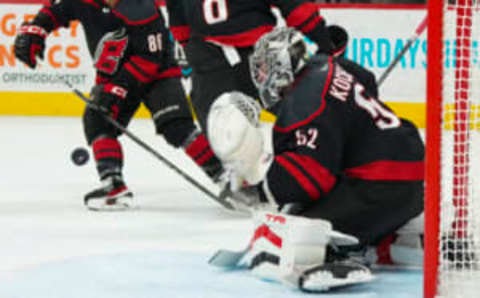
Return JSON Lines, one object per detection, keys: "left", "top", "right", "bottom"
{"left": 265, "top": 54, "right": 425, "bottom": 204}
{"left": 32, "top": 0, "right": 180, "bottom": 89}
{"left": 166, "top": 0, "right": 333, "bottom": 68}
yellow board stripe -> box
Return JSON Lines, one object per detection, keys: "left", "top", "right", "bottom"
{"left": 0, "top": 91, "right": 153, "bottom": 118}
{"left": 0, "top": 91, "right": 426, "bottom": 128}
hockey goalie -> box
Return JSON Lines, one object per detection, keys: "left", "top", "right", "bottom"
{"left": 207, "top": 28, "right": 425, "bottom": 292}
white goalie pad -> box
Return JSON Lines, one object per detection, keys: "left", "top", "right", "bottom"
{"left": 209, "top": 210, "right": 374, "bottom": 292}
{"left": 235, "top": 211, "right": 371, "bottom": 291}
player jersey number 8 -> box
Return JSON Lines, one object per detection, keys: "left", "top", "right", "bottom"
{"left": 203, "top": 0, "right": 228, "bottom": 24}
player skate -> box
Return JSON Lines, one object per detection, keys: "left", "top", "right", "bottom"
{"left": 227, "top": 211, "right": 374, "bottom": 292}
{"left": 84, "top": 175, "right": 134, "bottom": 211}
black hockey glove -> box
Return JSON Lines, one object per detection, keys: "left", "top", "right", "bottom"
{"left": 14, "top": 23, "right": 47, "bottom": 69}
{"left": 327, "top": 25, "right": 348, "bottom": 58}
{"left": 90, "top": 83, "right": 128, "bottom": 119}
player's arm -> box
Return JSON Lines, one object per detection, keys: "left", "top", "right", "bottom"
{"left": 165, "top": 0, "right": 190, "bottom": 46}
{"left": 264, "top": 133, "right": 339, "bottom": 206}
{"left": 14, "top": 0, "right": 75, "bottom": 68}
{"left": 270, "top": 0, "right": 334, "bottom": 54}
{"left": 208, "top": 92, "right": 341, "bottom": 209}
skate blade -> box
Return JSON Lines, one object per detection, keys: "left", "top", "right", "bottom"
{"left": 85, "top": 192, "right": 135, "bottom": 211}
{"left": 300, "top": 269, "right": 375, "bottom": 292}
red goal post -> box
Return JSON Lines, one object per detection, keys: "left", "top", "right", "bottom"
{"left": 425, "top": 0, "right": 480, "bottom": 297}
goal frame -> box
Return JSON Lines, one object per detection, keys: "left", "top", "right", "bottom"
{"left": 424, "top": 0, "right": 442, "bottom": 294}
{"left": 425, "top": 0, "right": 476, "bottom": 297}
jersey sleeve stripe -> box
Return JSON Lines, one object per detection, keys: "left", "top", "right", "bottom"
{"left": 275, "top": 155, "right": 321, "bottom": 200}
{"left": 345, "top": 160, "right": 425, "bottom": 181}
{"left": 285, "top": 2, "right": 319, "bottom": 28}
{"left": 284, "top": 152, "right": 336, "bottom": 193}
{"left": 299, "top": 15, "right": 322, "bottom": 34}
{"left": 204, "top": 25, "right": 274, "bottom": 47}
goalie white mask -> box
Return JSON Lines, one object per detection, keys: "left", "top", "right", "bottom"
{"left": 249, "top": 28, "right": 317, "bottom": 108}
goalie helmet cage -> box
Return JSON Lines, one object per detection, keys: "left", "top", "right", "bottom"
{"left": 425, "top": 0, "right": 480, "bottom": 297}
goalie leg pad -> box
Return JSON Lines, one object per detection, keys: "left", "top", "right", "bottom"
{"left": 242, "top": 211, "right": 359, "bottom": 282}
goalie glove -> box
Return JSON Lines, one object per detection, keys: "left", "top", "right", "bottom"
{"left": 207, "top": 92, "right": 273, "bottom": 190}
{"left": 14, "top": 23, "right": 47, "bottom": 69}
{"left": 327, "top": 25, "right": 348, "bottom": 58}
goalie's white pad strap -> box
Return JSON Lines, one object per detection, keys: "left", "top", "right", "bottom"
{"left": 207, "top": 40, "right": 241, "bottom": 66}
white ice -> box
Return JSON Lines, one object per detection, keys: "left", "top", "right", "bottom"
{"left": 0, "top": 116, "right": 422, "bottom": 298}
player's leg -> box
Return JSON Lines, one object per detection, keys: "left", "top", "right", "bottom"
{"left": 190, "top": 50, "right": 259, "bottom": 131}
{"left": 143, "top": 77, "right": 224, "bottom": 181}
{"left": 300, "top": 178, "right": 424, "bottom": 246}
{"left": 299, "top": 178, "right": 424, "bottom": 267}
{"left": 82, "top": 86, "right": 140, "bottom": 210}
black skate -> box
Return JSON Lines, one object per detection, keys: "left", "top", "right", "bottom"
{"left": 84, "top": 176, "right": 134, "bottom": 211}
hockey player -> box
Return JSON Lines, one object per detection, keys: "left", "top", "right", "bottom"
{"left": 13, "top": 0, "right": 223, "bottom": 210}
{"left": 165, "top": 0, "right": 337, "bottom": 130}
{"left": 206, "top": 28, "right": 424, "bottom": 291}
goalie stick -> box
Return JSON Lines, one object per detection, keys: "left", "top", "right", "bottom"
{"left": 377, "top": 15, "right": 428, "bottom": 86}
{"left": 62, "top": 79, "right": 234, "bottom": 210}
{"left": 208, "top": 247, "right": 249, "bottom": 268}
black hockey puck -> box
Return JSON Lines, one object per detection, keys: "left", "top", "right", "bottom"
{"left": 71, "top": 147, "right": 89, "bottom": 166}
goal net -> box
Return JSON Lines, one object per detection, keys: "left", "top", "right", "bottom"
{"left": 425, "top": 0, "right": 480, "bottom": 297}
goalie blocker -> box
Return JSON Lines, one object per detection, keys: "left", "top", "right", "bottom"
{"left": 207, "top": 28, "right": 424, "bottom": 291}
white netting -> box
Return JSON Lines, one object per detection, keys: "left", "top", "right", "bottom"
{"left": 438, "top": 0, "right": 480, "bottom": 297}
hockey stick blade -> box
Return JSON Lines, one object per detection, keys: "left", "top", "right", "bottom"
{"left": 208, "top": 248, "right": 249, "bottom": 269}
{"left": 61, "top": 79, "right": 234, "bottom": 210}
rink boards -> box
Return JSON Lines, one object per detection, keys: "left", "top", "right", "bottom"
{"left": 0, "top": 3, "right": 427, "bottom": 127}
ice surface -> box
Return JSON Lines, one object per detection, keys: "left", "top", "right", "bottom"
{"left": 0, "top": 116, "right": 422, "bottom": 298}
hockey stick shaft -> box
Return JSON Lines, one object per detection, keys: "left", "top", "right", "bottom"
{"left": 377, "top": 15, "right": 427, "bottom": 86}
{"left": 63, "top": 80, "right": 233, "bottom": 210}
